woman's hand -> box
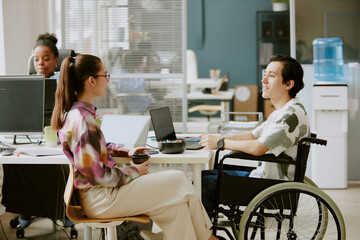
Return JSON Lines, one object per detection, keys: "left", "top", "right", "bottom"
{"left": 199, "top": 134, "right": 221, "bottom": 150}
{"left": 128, "top": 147, "right": 151, "bottom": 157}
{"left": 130, "top": 159, "right": 150, "bottom": 176}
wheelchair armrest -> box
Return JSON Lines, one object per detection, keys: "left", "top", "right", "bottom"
{"left": 221, "top": 151, "right": 294, "bottom": 165}
{"left": 213, "top": 149, "right": 295, "bottom": 170}
{"left": 213, "top": 135, "right": 326, "bottom": 169}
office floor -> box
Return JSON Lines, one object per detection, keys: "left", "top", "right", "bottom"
{"left": 0, "top": 182, "right": 359, "bottom": 240}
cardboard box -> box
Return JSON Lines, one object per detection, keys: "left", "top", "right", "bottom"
{"left": 264, "top": 99, "right": 276, "bottom": 118}
{"left": 234, "top": 85, "right": 258, "bottom": 121}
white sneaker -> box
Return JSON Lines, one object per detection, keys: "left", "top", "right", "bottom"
{"left": 140, "top": 230, "right": 164, "bottom": 240}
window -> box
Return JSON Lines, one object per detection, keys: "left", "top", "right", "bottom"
{"left": 62, "top": 0, "right": 186, "bottom": 123}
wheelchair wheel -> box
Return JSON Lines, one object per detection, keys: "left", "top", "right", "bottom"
{"left": 238, "top": 182, "right": 346, "bottom": 240}
{"left": 303, "top": 176, "right": 319, "bottom": 187}
{"left": 303, "top": 176, "right": 329, "bottom": 238}
{"left": 229, "top": 178, "right": 327, "bottom": 239}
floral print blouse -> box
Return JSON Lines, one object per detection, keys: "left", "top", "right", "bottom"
{"left": 58, "top": 101, "right": 140, "bottom": 189}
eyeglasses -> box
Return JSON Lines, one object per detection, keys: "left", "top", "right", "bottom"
{"left": 94, "top": 73, "right": 111, "bottom": 81}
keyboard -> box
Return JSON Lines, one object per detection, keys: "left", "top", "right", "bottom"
{"left": 0, "top": 147, "right": 16, "bottom": 152}
{"left": 0, "top": 141, "right": 16, "bottom": 153}
{"left": 0, "top": 147, "right": 16, "bottom": 156}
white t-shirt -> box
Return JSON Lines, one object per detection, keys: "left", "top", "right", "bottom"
{"left": 249, "top": 98, "right": 310, "bottom": 180}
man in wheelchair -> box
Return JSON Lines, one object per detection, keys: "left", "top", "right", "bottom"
{"left": 199, "top": 55, "right": 346, "bottom": 240}
{"left": 200, "top": 54, "right": 309, "bottom": 213}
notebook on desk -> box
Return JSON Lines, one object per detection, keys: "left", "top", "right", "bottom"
{"left": 149, "top": 107, "right": 204, "bottom": 150}
{"left": 20, "top": 149, "right": 64, "bottom": 157}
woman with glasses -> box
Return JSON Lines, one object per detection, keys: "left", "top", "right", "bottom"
{"left": 52, "top": 54, "right": 218, "bottom": 240}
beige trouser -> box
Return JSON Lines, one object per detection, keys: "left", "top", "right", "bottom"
{"left": 79, "top": 170, "right": 212, "bottom": 240}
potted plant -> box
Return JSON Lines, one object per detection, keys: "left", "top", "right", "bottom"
{"left": 271, "top": 0, "right": 289, "bottom": 12}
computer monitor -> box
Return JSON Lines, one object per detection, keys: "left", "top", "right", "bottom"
{"left": 0, "top": 75, "right": 44, "bottom": 138}
{"left": 44, "top": 78, "right": 57, "bottom": 126}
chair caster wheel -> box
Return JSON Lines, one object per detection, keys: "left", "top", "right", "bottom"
{"left": 16, "top": 228, "right": 25, "bottom": 238}
{"left": 70, "top": 227, "right": 78, "bottom": 239}
{"left": 10, "top": 217, "right": 19, "bottom": 228}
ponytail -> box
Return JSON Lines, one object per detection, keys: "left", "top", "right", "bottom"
{"left": 51, "top": 54, "right": 102, "bottom": 130}
{"left": 51, "top": 56, "right": 76, "bottom": 130}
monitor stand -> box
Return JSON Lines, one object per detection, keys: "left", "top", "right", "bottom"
{"left": 12, "top": 135, "right": 40, "bottom": 145}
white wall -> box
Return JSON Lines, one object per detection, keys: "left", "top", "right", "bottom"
{"left": 0, "top": 0, "right": 5, "bottom": 74}
{"left": 297, "top": 64, "right": 314, "bottom": 177}
{"left": 2, "top": 0, "right": 51, "bottom": 74}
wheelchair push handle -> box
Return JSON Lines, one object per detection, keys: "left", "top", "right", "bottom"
{"left": 299, "top": 137, "right": 327, "bottom": 147}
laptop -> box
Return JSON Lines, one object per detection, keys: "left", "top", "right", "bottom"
{"left": 149, "top": 107, "right": 204, "bottom": 150}
{"left": 101, "top": 115, "right": 151, "bottom": 148}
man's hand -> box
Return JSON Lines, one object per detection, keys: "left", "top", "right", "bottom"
{"left": 200, "top": 134, "right": 221, "bottom": 150}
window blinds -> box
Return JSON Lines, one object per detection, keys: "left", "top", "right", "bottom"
{"left": 62, "top": 0, "right": 186, "bottom": 123}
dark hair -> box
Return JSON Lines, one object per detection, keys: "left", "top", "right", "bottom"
{"left": 269, "top": 54, "right": 304, "bottom": 98}
{"left": 34, "top": 33, "right": 59, "bottom": 58}
{"left": 51, "top": 54, "right": 102, "bottom": 130}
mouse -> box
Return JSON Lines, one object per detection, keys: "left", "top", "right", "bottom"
{"left": 146, "top": 150, "right": 159, "bottom": 155}
{"left": 1, "top": 150, "right": 14, "bottom": 156}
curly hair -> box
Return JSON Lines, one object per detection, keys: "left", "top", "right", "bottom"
{"left": 34, "top": 33, "right": 59, "bottom": 58}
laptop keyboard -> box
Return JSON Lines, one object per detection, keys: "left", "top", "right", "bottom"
{"left": 185, "top": 141, "right": 204, "bottom": 150}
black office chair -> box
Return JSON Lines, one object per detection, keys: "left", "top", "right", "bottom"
{"left": 28, "top": 49, "right": 77, "bottom": 74}
{"left": 207, "top": 134, "right": 346, "bottom": 240}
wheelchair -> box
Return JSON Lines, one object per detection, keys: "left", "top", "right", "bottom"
{"left": 207, "top": 134, "right": 346, "bottom": 240}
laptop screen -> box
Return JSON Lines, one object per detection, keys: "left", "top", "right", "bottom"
{"left": 101, "top": 115, "right": 151, "bottom": 148}
{"left": 149, "top": 107, "right": 177, "bottom": 141}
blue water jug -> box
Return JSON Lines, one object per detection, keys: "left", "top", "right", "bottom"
{"left": 312, "top": 38, "right": 344, "bottom": 81}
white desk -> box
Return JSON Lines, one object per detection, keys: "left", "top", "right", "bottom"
{"left": 0, "top": 139, "right": 213, "bottom": 239}
{"left": 0, "top": 148, "right": 67, "bottom": 164}
{"left": 188, "top": 78, "right": 220, "bottom": 90}
{"left": 0, "top": 140, "right": 212, "bottom": 197}
{"left": 187, "top": 88, "right": 235, "bottom": 113}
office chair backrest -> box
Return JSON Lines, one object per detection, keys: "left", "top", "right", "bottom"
{"left": 28, "top": 49, "right": 77, "bottom": 75}
{"left": 64, "top": 162, "right": 75, "bottom": 207}
{"left": 186, "top": 49, "right": 198, "bottom": 83}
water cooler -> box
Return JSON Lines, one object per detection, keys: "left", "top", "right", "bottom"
{"left": 311, "top": 84, "right": 348, "bottom": 188}
{"left": 311, "top": 38, "right": 348, "bottom": 189}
